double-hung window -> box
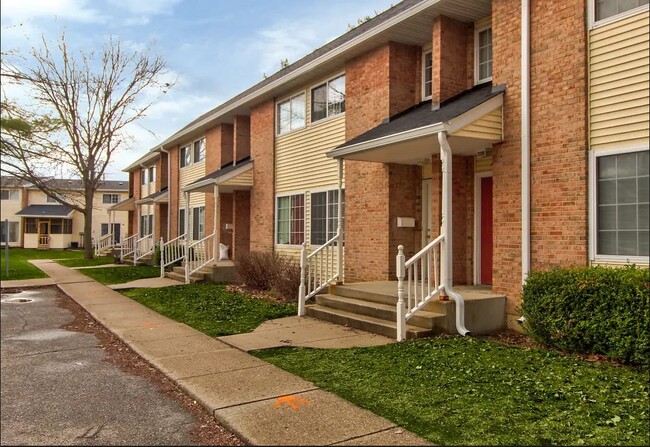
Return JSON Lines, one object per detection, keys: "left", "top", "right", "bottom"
{"left": 593, "top": 149, "right": 649, "bottom": 259}
{"left": 180, "top": 145, "right": 191, "bottom": 168}
{"left": 475, "top": 26, "right": 493, "bottom": 84}
{"left": 141, "top": 169, "right": 147, "bottom": 185}
{"left": 193, "top": 138, "right": 205, "bottom": 163}
{"left": 311, "top": 75, "right": 346, "bottom": 123}
{"left": 310, "top": 190, "right": 345, "bottom": 246}
{"left": 102, "top": 193, "right": 120, "bottom": 204}
{"left": 594, "top": 0, "right": 648, "bottom": 23}
{"left": 422, "top": 51, "right": 433, "bottom": 100}
{"left": 0, "top": 221, "right": 19, "bottom": 243}
{"left": 180, "top": 137, "right": 206, "bottom": 168}
{"left": 140, "top": 215, "right": 153, "bottom": 236}
{"left": 276, "top": 194, "right": 304, "bottom": 245}
{"left": 46, "top": 195, "right": 58, "bottom": 203}
{"left": 179, "top": 208, "right": 186, "bottom": 236}
{"left": 0, "top": 189, "right": 19, "bottom": 200}
{"left": 277, "top": 93, "right": 306, "bottom": 135}
{"left": 148, "top": 166, "right": 155, "bottom": 183}
{"left": 192, "top": 206, "right": 205, "bottom": 240}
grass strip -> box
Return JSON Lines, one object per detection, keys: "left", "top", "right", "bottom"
{"left": 254, "top": 337, "right": 649, "bottom": 446}
{"left": 78, "top": 265, "right": 160, "bottom": 284}
{"left": 0, "top": 248, "right": 85, "bottom": 280}
{"left": 121, "top": 284, "right": 297, "bottom": 336}
{"left": 56, "top": 256, "right": 115, "bottom": 268}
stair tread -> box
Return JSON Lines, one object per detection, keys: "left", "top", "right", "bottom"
{"left": 317, "top": 294, "right": 444, "bottom": 319}
{"left": 306, "top": 304, "right": 431, "bottom": 333}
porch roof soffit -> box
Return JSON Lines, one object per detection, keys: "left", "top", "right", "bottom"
{"left": 182, "top": 158, "right": 253, "bottom": 194}
{"left": 108, "top": 196, "right": 135, "bottom": 211}
{"left": 136, "top": 188, "right": 169, "bottom": 205}
{"left": 327, "top": 83, "right": 505, "bottom": 164}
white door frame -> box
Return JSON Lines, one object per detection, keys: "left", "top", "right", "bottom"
{"left": 473, "top": 171, "right": 493, "bottom": 285}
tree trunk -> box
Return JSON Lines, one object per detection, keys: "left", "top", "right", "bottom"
{"left": 83, "top": 191, "right": 94, "bottom": 260}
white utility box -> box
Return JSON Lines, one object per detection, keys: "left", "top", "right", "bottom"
{"left": 396, "top": 217, "right": 415, "bottom": 228}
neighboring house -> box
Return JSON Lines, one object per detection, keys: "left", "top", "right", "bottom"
{"left": 0, "top": 176, "right": 129, "bottom": 250}
{"left": 117, "top": 0, "right": 649, "bottom": 337}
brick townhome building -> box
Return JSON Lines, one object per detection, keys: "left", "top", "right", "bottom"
{"left": 116, "top": 0, "right": 649, "bottom": 338}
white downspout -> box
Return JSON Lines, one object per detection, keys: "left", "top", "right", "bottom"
{"left": 521, "top": 0, "right": 531, "bottom": 284}
{"left": 159, "top": 146, "right": 171, "bottom": 241}
{"left": 438, "top": 131, "right": 470, "bottom": 336}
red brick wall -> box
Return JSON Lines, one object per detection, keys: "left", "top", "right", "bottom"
{"left": 431, "top": 15, "right": 471, "bottom": 105}
{"left": 219, "top": 193, "right": 234, "bottom": 252}
{"left": 233, "top": 190, "right": 250, "bottom": 259}
{"left": 250, "top": 100, "right": 275, "bottom": 252}
{"left": 234, "top": 115, "right": 251, "bottom": 161}
{"left": 168, "top": 145, "right": 180, "bottom": 238}
{"left": 388, "top": 42, "right": 420, "bottom": 115}
{"left": 388, "top": 163, "right": 420, "bottom": 276}
{"left": 492, "top": 0, "right": 588, "bottom": 325}
{"left": 451, "top": 155, "right": 474, "bottom": 285}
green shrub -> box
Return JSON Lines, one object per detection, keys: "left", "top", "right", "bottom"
{"left": 521, "top": 265, "right": 649, "bottom": 365}
{"left": 235, "top": 251, "right": 301, "bottom": 301}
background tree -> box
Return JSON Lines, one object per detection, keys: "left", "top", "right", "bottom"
{"left": 1, "top": 34, "right": 172, "bottom": 258}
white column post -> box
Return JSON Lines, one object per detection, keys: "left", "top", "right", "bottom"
{"left": 298, "top": 242, "right": 307, "bottom": 316}
{"left": 439, "top": 131, "right": 453, "bottom": 291}
{"left": 212, "top": 183, "right": 221, "bottom": 265}
{"left": 396, "top": 245, "right": 406, "bottom": 341}
{"left": 184, "top": 191, "right": 190, "bottom": 284}
{"left": 336, "top": 158, "right": 344, "bottom": 284}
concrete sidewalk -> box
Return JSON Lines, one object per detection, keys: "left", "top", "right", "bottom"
{"left": 14, "top": 260, "right": 431, "bottom": 446}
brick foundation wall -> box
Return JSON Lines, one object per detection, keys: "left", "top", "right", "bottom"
{"left": 250, "top": 100, "right": 275, "bottom": 252}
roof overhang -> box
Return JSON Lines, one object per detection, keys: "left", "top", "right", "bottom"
{"left": 123, "top": 149, "right": 161, "bottom": 173}
{"left": 327, "top": 93, "right": 503, "bottom": 164}
{"left": 136, "top": 190, "right": 169, "bottom": 205}
{"left": 108, "top": 196, "right": 135, "bottom": 211}
{"left": 183, "top": 161, "right": 254, "bottom": 194}
{"left": 16, "top": 204, "right": 74, "bottom": 219}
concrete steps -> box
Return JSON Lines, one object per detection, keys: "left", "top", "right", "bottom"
{"left": 164, "top": 266, "right": 206, "bottom": 283}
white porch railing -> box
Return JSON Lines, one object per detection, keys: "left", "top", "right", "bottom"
{"left": 160, "top": 235, "right": 186, "bottom": 277}
{"left": 134, "top": 233, "right": 154, "bottom": 265}
{"left": 94, "top": 233, "right": 114, "bottom": 257}
{"left": 297, "top": 235, "right": 341, "bottom": 315}
{"left": 396, "top": 235, "right": 445, "bottom": 341}
{"left": 184, "top": 233, "right": 215, "bottom": 284}
{"left": 120, "top": 234, "right": 137, "bottom": 262}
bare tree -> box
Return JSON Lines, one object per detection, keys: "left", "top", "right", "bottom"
{"left": 1, "top": 33, "right": 172, "bottom": 258}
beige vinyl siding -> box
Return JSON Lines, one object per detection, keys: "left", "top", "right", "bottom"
{"left": 589, "top": 11, "right": 650, "bottom": 151}
{"left": 179, "top": 160, "right": 206, "bottom": 240}
{"left": 475, "top": 155, "right": 493, "bottom": 173}
{"left": 451, "top": 107, "right": 502, "bottom": 140}
{"left": 222, "top": 170, "right": 253, "bottom": 187}
{"left": 276, "top": 114, "right": 346, "bottom": 193}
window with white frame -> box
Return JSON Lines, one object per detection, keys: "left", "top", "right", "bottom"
{"left": 180, "top": 137, "right": 205, "bottom": 168}
{"left": 475, "top": 26, "right": 493, "bottom": 83}
{"left": 422, "top": 51, "right": 433, "bottom": 99}
{"left": 148, "top": 166, "right": 155, "bottom": 183}
{"left": 0, "top": 221, "right": 19, "bottom": 243}
{"left": 594, "top": 0, "right": 648, "bottom": 22}
{"left": 140, "top": 214, "right": 153, "bottom": 236}
{"left": 311, "top": 75, "right": 346, "bottom": 123}
{"left": 594, "top": 149, "right": 649, "bottom": 258}
{"left": 276, "top": 194, "right": 304, "bottom": 245}
{"left": 310, "top": 189, "right": 345, "bottom": 246}
{"left": 179, "top": 208, "right": 186, "bottom": 236}
{"left": 102, "top": 193, "right": 120, "bottom": 204}
{"left": 140, "top": 169, "right": 147, "bottom": 185}
{"left": 192, "top": 206, "right": 205, "bottom": 240}
{"left": 0, "top": 189, "right": 19, "bottom": 200}
{"left": 277, "top": 93, "right": 306, "bottom": 135}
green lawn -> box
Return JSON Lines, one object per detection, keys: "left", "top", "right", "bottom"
{"left": 121, "top": 284, "right": 298, "bottom": 336}
{"left": 77, "top": 265, "right": 161, "bottom": 284}
{"left": 0, "top": 248, "right": 86, "bottom": 281}
{"left": 56, "top": 256, "right": 115, "bottom": 268}
{"left": 254, "top": 337, "right": 649, "bottom": 446}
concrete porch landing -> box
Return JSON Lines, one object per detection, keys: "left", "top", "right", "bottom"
{"left": 306, "top": 281, "right": 506, "bottom": 339}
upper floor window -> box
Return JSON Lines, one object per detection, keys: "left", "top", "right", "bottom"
{"left": 277, "top": 93, "right": 306, "bottom": 135}
{"left": 102, "top": 193, "right": 120, "bottom": 204}
{"left": 593, "top": 149, "right": 649, "bottom": 259}
{"left": 140, "top": 169, "right": 147, "bottom": 185}
{"left": 46, "top": 194, "right": 58, "bottom": 203}
{"left": 311, "top": 75, "right": 346, "bottom": 123}
{"left": 475, "top": 26, "right": 493, "bottom": 84}
{"left": 148, "top": 166, "right": 155, "bottom": 183}
{"left": 180, "top": 137, "right": 205, "bottom": 168}
{"left": 0, "top": 189, "right": 19, "bottom": 200}
{"left": 422, "top": 51, "right": 433, "bottom": 100}
{"left": 595, "top": 0, "right": 648, "bottom": 22}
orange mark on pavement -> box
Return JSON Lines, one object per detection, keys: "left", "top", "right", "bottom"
{"left": 274, "top": 395, "right": 309, "bottom": 410}
{"left": 142, "top": 322, "right": 157, "bottom": 329}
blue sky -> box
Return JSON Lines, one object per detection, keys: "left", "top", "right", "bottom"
{"left": 1, "top": 0, "right": 395, "bottom": 180}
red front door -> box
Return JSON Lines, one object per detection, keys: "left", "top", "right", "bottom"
{"left": 480, "top": 177, "right": 493, "bottom": 285}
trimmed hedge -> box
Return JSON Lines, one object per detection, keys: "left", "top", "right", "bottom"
{"left": 521, "top": 265, "right": 649, "bottom": 365}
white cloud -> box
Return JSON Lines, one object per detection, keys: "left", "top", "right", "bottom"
{"left": 106, "top": 0, "right": 181, "bottom": 16}
{"left": 0, "top": 0, "right": 104, "bottom": 24}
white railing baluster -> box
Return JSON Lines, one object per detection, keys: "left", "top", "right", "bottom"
{"left": 296, "top": 234, "right": 342, "bottom": 314}
{"left": 184, "top": 233, "right": 215, "bottom": 283}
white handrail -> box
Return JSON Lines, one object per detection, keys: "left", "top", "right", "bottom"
{"left": 297, "top": 234, "right": 341, "bottom": 316}
{"left": 134, "top": 233, "right": 154, "bottom": 265}
{"left": 120, "top": 234, "right": 137, "bottom": 262}
{"left": 94, "top": 233, "right": 114, "bottom": 257}
{"left": 185, "top": 233, "right": 215, "bottom": 284}
{"left": 396, "top": 235, "right": 445, "bottom": 341}
{"left": 160, "top": 234, "right": 186, "bottom": 277}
